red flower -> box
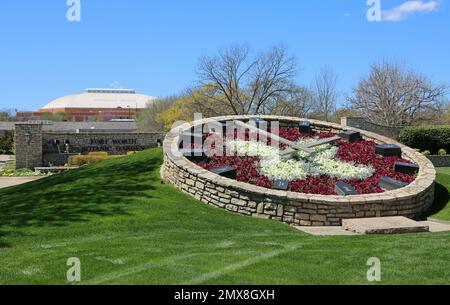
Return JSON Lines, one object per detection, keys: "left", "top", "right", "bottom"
{"left": 195, "top": 131, "right": 417, "bottom": 195}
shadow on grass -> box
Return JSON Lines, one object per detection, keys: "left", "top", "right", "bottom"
{"left": 0, "top": 151, "right": 162, "bottom": 246}
{"left": 424, "top": 182, "right": 450, "bottom": 218}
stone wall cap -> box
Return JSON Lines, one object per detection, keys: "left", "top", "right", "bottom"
{"left": 14, "top": 122, "right": 51, "bottom": 125}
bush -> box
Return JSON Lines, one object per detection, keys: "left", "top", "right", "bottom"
{"left": 68, "top": 153, "right": 126, "bottom": 166}
{"left": 422, "top": 150, "right": 431, "bottom": 156}
{"left": 399, "top": 126, "right": 450, "bottom": 155}
{"left": 0, "top": 131, "right": 14, "bottom": 155}
{"left": 88, "top": 152, "right": 109, "bottom": 157}
{"left": 439, "top": 149, "right": 447, "bottom": 156}
{"left": 68, "top": 155, "right": 109, "bottom": 166}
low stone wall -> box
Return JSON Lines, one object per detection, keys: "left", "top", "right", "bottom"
{"left": 342, "top": 117, "right": 403, "bottom": 139}
{"left": 162, "top": 115, "right": 436, "bottom": 227}
{"left": 14, "top": 121, "right": 167, "bottom": 169}
{"left": 42, "top": 132, "right": 166, "bottom": 166}
{"left": 427, "top": 155, "right": 450, "bottom": 168}
{"left": 15, "top": 123, "right": 43, "bottom": 169}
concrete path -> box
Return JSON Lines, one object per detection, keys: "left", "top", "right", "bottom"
{"left": 343, "top": 216, "right": 430, "bottom": 234}
{"left": 294, "top": 226, "right": 359, "bottom": 236}
{"left": 0, "top": 155, "right": 13, "bottom": 162}
{"left": 420, "top": 219, "right": 450, "bottom": 233}
{"left": 295, "top": 217, "right": 450, "bottom": 236}
{"left": 0, "top": 176, "right": 44, "bottom": 189}
{"left": 0, "top": 155, "right": 13, "bottom": 168}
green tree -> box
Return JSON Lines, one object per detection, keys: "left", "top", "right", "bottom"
{"left": 0, "top": 131, "right": 14, "bottom": 155}
{"left": 41, "top": 112, "right": 68, "bottom": 122}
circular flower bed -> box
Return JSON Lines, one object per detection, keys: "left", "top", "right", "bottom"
{"left": 196, "top": 128, "right": 416, "bottom": 195}
{"left": 162, "top": 116, "right": 436, "bottom": 227}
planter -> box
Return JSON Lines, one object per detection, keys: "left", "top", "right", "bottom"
{"left": 162, "top": 115, "right": 436, "bottom": 226}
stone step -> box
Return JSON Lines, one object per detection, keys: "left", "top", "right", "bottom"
{"left": 342, "top": 217, "right": 430, "bottom": 235}
{"left": 294, "top": 226, "right": 359, "bottom": 236}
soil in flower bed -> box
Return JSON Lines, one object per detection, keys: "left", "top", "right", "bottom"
{"left": 194, "top": 128, "right": 416, "bottom": 195}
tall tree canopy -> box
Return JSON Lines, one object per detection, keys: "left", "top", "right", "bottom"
{"left": 197, "top": 45, "right": 297, "bottom": 115}
{"left": 349, "top": 61, "right": 447, "bottom": 126}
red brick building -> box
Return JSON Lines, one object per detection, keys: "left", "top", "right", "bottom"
{"left": 17, "top": 88, "right": 157, "bottom": 122}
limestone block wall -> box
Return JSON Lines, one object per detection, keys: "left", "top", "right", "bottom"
{"left": 341, "top": 117, "right": 403, "bottom": 139}
{"left": 14, "top": 121, "right": 166, "bottom": 168}
{"left": 14, "top": 123, "right": 44, "bottom": 169}
{"left": 42, "top": 132, "right": 166, "bottom": 166}
{"left": 426, "top": 155, "right": 450, "bottom": 168}
{"left": 162, "top": 115, "right": 436, "bottom": 227}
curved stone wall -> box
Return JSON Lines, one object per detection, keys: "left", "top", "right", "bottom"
{"left": 162, "top": 115, "right": 436, "bottom": 227}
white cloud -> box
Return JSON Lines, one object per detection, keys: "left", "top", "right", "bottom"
{"left": 382, "top": 0, "right": 441, "bottom": 22}
{"left": 110, "top": 81, "right": 123, "bottom": 89}
{"left": 344, "top": 12, "right": 351, "bottom": 17}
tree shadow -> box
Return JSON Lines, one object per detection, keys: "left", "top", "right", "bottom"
{"left": 424, "top": 182, "right": 450, "bottom": 218}
{"left": 0, "top": 151, "right": 163, "bottom": 247}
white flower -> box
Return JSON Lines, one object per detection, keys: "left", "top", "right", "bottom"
{"left": 226, "top": 138, "right": 374, "bottom": 182}
{"left": 261, "top": 159, "right": 308, "bottom": 181}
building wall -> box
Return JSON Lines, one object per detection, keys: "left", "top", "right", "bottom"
{"left": 42, "top": 132, "right": 165, "bottom": 166}
{"left": 14, "top": 122, "right": 166, "bottom": 168}
{"left": 17, "top": 108, "right": 143, "bottom": 122}
{"left": 14, "top": 123, "right": 43, "bottom": 169}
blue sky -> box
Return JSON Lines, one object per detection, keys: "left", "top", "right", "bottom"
{"left": 0, "top": 0, "right": 449, "bottom": 111}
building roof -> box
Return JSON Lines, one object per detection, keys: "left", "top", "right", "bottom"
{"left": 0, "top": 121, "right": 139, "bottom": 132}
{"left": 40, "top": 89, "right": 157, "bottom": 110}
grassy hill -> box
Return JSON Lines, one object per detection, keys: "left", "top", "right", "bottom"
{"left": 0, "top": 148, "right": 449, "bottom": 284}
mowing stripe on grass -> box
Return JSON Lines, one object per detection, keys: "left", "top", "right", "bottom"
{"left": 83, "top": 253, "right": 199, "bottom": 284}
{"left": 181, "top": 242, "right": 309, "bottom": 285}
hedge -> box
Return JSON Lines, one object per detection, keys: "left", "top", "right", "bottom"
{"left": 68, "top": 153, "right": 125, "bottom": 166}
{"left": 399, "top": 126, "right": 450, "bottom": 155}
{"left": 68, "top": 155, "right": 109, "bottom": 166}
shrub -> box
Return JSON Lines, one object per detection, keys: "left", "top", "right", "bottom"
{"left": 68, "top": 153, "right": 126, "bottom": 166}
{"left": 439, "top": 149, "right": 447, "bottom": 156}
{"left": 399, "top": 126, "right": 450, "bottom": 155}
{"left": 88, "top": 151, "right": 109, "bottom": 157}
{"left": 422, "top": 150, "right": 431, "bottom": 156}
{"left": 68, "top": 155, "right": 109, "bottom": 166}
{"left": 0, "top": 131, "right": 14, "bottom": 155}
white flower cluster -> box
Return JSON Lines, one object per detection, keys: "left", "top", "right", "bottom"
{"left": 225, "top": 139, "right": 374, "bottom": 182}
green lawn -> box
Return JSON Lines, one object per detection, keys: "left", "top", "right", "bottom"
{"left": 0, "top": 149, "right": 449, "bottom": 285}
{"left": 427, "top": 167, "right": 450, "bottom": 221}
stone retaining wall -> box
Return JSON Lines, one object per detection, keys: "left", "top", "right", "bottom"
{"left": 162, "top": 115, "right": 436, "bottom": 227}
{"left": 342, "top": 117, "right": 403, "bottom": 139}
{"left": 42, "top": 132, "right": 166, "bottom": 166}
{"left": 427, "top": 155, "right": 450, "bottom": 168}
{"left": 14, "top": 122, "right": 166, "bottom": 169}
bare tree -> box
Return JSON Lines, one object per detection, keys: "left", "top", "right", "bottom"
{"left": 313, "top": 67, "right": 338, "bottom": 122}
{"left": 0, "top": 108, "right": 16, "bottom": 121}
{"left": 197, "top": 45, "right": 297, "bottom": 115}
{"left": 262, "top": 85, "right": 315, "bottom": 117}
{"left": 349, "top": 61, "right": 447, "bottom": 126}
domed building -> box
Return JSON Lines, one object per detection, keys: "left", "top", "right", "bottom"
{"left": 18, "top": 88, "right": 157, "bottom": 122}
